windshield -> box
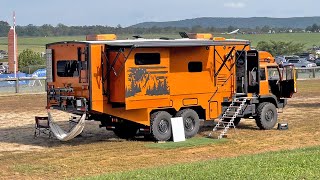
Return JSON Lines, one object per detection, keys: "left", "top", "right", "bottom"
{"left": 267, "top": 67, "right": 280, "bottom": 80}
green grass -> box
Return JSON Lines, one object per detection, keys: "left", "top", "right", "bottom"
{"left": 146, "top": 137, "right": 227, "bottom": 149}
{"left": 85, "top": 146, "right": 320, "bottom": 180}
{"left": 13, "top": 164, "right": 56, "bottom": 175}
{"left": 0, "top": 36, "right": 85, "bottom": 53}
{"left": 224, "top": 33, "right": 320, "bottom": 48}
{"left": 0, "top": 33, "right": 319, "bottom": 54}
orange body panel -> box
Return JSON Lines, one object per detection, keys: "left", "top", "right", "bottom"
{"left": 109, "top": 51, "right": 126, "bottom": 103}
{"left": 90, "top": 44, "right": 105, "bottom": 112}
{"left": 46, "top": 43, "right": 89, "bottom": 101}
{"left": 124, "top": 48, "right": 170, "bottom": 110}
{"left": 259, "top": 51, "right": 279, "bottom": 96}
{"left": 90, "top": 45, "right": 151, "bottom": 125}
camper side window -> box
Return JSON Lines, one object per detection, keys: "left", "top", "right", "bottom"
{"left": 135, "top": 53, "right": 160, "bottom": 65}
{"left": 188, "top": 62, "right": 203, "bottom": 72}
{"left": 57, "top": 60, "right": 79, "bottom": 77}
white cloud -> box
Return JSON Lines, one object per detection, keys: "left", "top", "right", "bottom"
{"left": 224, "top": 2, "right": 246, "bottom": 8}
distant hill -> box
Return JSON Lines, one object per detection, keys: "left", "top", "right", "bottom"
{"left": 131, "top": 17, "right": 320, "bottom": 29}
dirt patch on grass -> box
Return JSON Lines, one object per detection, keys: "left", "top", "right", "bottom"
{"left": 0, "top": 80, "right": 320, "bottom": 179}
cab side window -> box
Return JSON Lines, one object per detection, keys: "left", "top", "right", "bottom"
{"left": 260, "top": 68, "right": 266, "bottom": 80}
{"left": 57, "top": 60, "right": 79, "bottom": 77}
{"left": 268, "top": 67, "right": 280, "bottom": 80}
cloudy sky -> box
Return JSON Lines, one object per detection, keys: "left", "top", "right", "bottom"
{"left": 1, "top": 0, "right": 319, "bottom": 27}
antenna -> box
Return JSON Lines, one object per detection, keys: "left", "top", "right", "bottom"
{"left": 13, "top": 11, "right": 17, "bottom": 78}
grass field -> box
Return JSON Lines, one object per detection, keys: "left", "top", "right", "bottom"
{"left": 0, "top": 80, "right": 320, "bottom": 179}
{"left": 0, "top": 33, "right": 320, "bottom": 54}
{"left": 229, "top": 33, "right": 320, "bottom": 48}
{"left": 0, "top": 36, "right": 85, "bottom": 54}
{"left": 90, "top": 146, "right": 320, "bottom": 179}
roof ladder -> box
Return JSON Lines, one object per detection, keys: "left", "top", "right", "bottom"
{"left": 209, "top": 97, "right": 248, "bottom": 139}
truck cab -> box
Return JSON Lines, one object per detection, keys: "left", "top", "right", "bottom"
{"left": 230, "top": 50, "right": 296, "bottom": 130}
{"left": 259, "top": 51, "right": 296, "bottom": 100}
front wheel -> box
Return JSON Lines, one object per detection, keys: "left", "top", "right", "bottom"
{"left": 255, "top": 102, "right": 278, "bottom": 130}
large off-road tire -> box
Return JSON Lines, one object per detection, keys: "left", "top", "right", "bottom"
{"left": 175, "top": 109, "right": 200, "bottom": 138}
{"left": 150, "top": 111, "right": 172, "bottom": 141}
{"left": 113, "top": 123, "right": 138, "bottom": 139}
{"left": 255, "top": 102, "right": 278, "bottom": 130}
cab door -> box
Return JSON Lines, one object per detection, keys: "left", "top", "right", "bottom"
{"left": 280, "top": 65, "right": 296, "bottom": 98}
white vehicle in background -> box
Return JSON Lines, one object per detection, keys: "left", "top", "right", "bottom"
{"left": 283, "top": 58, "right": 317, "bottom": 68}
{"left": 275, "top": 55, "right": 300, "bottom": 63}
{"left": 275, "top": 55, "right": 300, "bottom": 67}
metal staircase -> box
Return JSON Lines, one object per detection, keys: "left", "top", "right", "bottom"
{"left": 209, "top": 97, "right": 248, "bottom": 139}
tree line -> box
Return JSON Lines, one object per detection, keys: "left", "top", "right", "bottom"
{"left": 1, "top": 20, "right": 320, "bottom": 37}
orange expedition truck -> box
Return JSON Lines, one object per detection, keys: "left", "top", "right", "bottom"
{"left": 46, "top": 33, "right": 296, "bottom": 141}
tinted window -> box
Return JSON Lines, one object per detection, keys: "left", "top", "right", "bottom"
{"left": 188, "top": 62, "right": 203, "bottom": 72}
{"left": 135, "top": 53, "right": 160, "bottom": 65}
{"left": 57, "top": 60, "right": 79, "bottom": 77}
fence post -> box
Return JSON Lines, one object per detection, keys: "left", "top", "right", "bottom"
{"left": 313, "top": 68, "right": 316, "bottom": 78}
{"left": 15, "top": 78, "right": 19, "bottom": 93}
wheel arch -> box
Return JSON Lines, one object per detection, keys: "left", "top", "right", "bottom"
{"left": 150, "top": 108, "right": 177, "bottom": 118}
{"left": 150, "top": 106, "right": 206, "bottom": 120}
{"left": 258, "top": 95, "right": 279, "bottom": 108}
{"left": 178, "top": 106, "right": 206, "bottom": 120}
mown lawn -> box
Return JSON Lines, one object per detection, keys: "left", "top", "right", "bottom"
{"left": 87, "top": 146, "right": 320, "bottom": 180}
{"left": 145, "top": 137, "right": 227, "bottom": 149}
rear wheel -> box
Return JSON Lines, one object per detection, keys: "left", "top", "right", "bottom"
{"left": 150, "top": 111, "right": 172, "bottom": 141}
{"left": 176, "top": 109, "right": 200, "bottom": 138}
{"left": 255, "top": 102, "right": 278, "bottom": 130}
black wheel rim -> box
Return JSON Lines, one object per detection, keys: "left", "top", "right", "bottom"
{"left": 265, "top": 110, "right": 274, "bottom": 122}
{"left": 185, "top": 116, "right": 195, "bottom": 132}
{"left": 158, "top": 119, "right": 169, "bottom": 135}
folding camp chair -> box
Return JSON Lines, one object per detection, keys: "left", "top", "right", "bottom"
{"left": 34, "top": 116, "right": 52, "bottom": 138}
